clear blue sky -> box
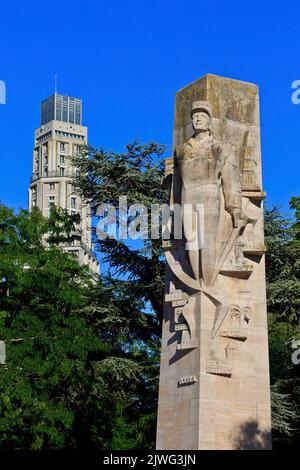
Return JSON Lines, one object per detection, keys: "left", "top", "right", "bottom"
{"left": 0, "top": 0, "right": 299, "bottom": 213}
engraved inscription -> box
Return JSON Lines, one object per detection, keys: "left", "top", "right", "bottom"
{"left": 206, "top": 360, "right": 233, "bottom": 376}
{"left": 220, "top": 329, "right": 247, "bottom": 340}
{"left": 178, "top": 375, "right": 197, "bottom": 386}
{"left": 175, "top": 323, "right": 189, "bottom": 331}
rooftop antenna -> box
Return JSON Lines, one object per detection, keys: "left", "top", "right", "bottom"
{"left": 54, "top": 74, "right": 58, "bottom": 94}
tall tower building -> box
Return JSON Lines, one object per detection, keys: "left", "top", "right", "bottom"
{"left": 28, "top": 92, "right": 99, "bottom": 275}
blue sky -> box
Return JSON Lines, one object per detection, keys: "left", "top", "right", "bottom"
{"left": 0, "top": 0, "right": 299, "bottom": 214}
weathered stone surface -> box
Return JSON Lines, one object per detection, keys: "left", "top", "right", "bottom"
{"left": 156, "top": 74, "right": 272, "bottom": 450}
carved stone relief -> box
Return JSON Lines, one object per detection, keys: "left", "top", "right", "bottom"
{"left": 164, "top": 99, "right": 265, "bottom": 367}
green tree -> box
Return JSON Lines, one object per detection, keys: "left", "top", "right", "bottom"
{"left": 0, "top": 206, "right": 148, "bottom": 450}
{"left": 265, "top": 198, "right": 300, "bottom": 446}
{"left": 0, "top": 205, "right": 106, "bottom": 449}
{"left": 72, "top": 141, "right": 167, "bottom": 449}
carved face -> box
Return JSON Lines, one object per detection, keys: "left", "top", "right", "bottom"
{"left": 192, "top": 111, "right": 210, "bottom": 131}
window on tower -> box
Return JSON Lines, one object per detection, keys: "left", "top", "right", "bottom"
{"left": 71, "top": 197, "right": 76, "bottom": 208}
{"left": 60, "top": 142, "right": 65, "bottom": 152}
{"left": 62, "top": 96, "right": 68, "bottom": 122}
{"left": 48, "top": 196, "right": 55, "bottom": 207}
{"left": 60, "top": 155, "right": 65, "bottom": 166}
{"left": 32, "top": 186, "right": 37, "bottom": 209}
{"left": 49, "top": 183, "right": 55, "bottom": 191}
{"left": 60, "top": 167, "right": 65, "bottom": 176}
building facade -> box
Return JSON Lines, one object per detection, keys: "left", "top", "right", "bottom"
{"left": 28, "top": 93, "right": 99, "bottom": 275}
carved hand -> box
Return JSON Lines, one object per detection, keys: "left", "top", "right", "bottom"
{"left": 230, "top": 208, "right": 242, "bottom": 228}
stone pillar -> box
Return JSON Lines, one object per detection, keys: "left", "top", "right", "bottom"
{"left": 156, "top": 74, "right": 272, "bottom": 450}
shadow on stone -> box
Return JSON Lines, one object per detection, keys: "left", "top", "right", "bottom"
{"left": 167, "top": 332, "right": 179, "bottom": 347}
{"left": 169, "top": 348, "right": 192, "bottom": 366}
{"left": 233, "top": 420, "right": 272, "bottom": 450}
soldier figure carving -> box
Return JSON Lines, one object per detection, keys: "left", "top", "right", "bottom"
{"left": 174, "top": 101, "right": 243, "bottom": 287}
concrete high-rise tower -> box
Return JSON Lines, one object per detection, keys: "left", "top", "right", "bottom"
{"left": 28, "top": 92, "right": 99, "bottom": 275}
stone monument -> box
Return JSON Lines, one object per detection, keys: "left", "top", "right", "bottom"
{"left": 156, "top": 74, "right": 272, "bottom": 450}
